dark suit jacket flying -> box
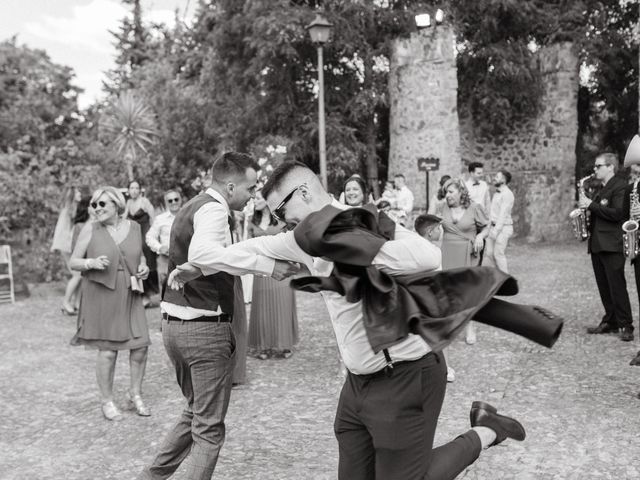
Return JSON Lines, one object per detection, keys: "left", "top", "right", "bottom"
{"left": 290, "top": 204, "right": 563, "bottom": 352}
{"left": 588, "top": 175, "right": 626, "bottom": 254}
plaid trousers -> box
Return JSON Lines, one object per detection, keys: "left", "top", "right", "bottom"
{"left": 139, "top": 319, "right": 236, "bottom": 480}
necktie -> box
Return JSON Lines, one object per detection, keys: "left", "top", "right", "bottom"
{"left": 228, "top": 215, "right": 235, "bottom": 244}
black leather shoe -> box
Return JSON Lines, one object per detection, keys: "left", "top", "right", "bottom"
{"left": 586, "top": 323, "right": 619, "bottom": 334}
{"left": 630, "top": 351, "right": 640, "bottom": 366}
{"left": 470, "top": 401, "right": 526, "bottom": 446}
{"left": 620, "top": 328, "right": 634, "bottom": 342}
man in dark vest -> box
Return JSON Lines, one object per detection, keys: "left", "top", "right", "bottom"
{"left": 581, "top": 152, "right": 634, "bottom": 342}
{"left": 138, "top": 152, "right": 299, "bottom": 480}
{"left": 168, "top": 162, "right": 530, "bottom": 480}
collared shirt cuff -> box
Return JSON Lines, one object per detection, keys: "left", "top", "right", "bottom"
{"left": 199, "top": 264, "right": 219, "bottom": 276}
{"left": 255, "top": 256, "right": 276, "bottom": 277}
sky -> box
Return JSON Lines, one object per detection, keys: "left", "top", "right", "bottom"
{"left": 0, "top": 0, "right": 197, "bottom": 108}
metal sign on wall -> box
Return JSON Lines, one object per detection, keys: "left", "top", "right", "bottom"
{"left": 417, "top": 157, "right": 440, "bottom": 171}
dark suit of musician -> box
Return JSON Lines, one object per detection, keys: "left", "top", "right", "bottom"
{"left": 583, "top": 164, "right": 633, "bottom": 337}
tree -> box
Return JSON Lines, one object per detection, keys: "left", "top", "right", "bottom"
{"left": 99, "top": 90, "right": 158, "bottom": 182}
{"left": 0, "top": 39, "right": 110, "bottom": 282}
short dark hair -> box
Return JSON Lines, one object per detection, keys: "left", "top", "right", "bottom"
{"left": 468, "top": 162, "right": 484, "bottom": 173}
{"left": 394, "top": 173, "right": 405, "bottom": 180}
{"left": 597, "top": 152, "right": 618, "bottom": 172}
{"left": 211, "top": 152, "right": 260, "bottom": 183}
{"left": 262, "top": 161, "right": 309, "bottom": 199}
{"left": 414, "top": 214, "right": 442, "bottom": 237}
{"left": 499, "top": 169, "right": 512, "bottom": 184}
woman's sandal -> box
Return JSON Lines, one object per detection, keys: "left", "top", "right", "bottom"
{"left": 127, "top": 392, "right": 151, "bottom": 416}
{"left": 101, "top": 401, "right": 124, "bottom": 421}
{"left": 60, "top": 305, "right": 78, "bottom": 316}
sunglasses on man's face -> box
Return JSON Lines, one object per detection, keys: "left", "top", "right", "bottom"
{"left": 90, "top": 201, "right": 110, "bottom": 209}
{"left": 271, "top": 184, "right": 304, "bottom": 223}
{"left": 167, "top": 198, "right": 181, "bottom": 204}
{"left": 594, "top": 163, "right": 609, "bottom": 169}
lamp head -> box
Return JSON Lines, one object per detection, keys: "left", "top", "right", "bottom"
{"left": 306, "top": 13, "right": 333, "bottom": 44}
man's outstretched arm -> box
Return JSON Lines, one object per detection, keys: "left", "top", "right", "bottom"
{"left": 169, "top": 229, "right": 311, "bottom": 289}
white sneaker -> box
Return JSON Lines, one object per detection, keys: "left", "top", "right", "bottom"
{"left": 447, "top": 367, "right": 455, "bottom": 383}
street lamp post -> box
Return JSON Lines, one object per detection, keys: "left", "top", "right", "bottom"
{"left": 306, "top": 13, "right": 333, "bottom": 190}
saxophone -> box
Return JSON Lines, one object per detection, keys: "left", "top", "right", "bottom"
{"left": 622, "top": 180, "right": 640, "bottom": 260}
{"left": 569, "top": 174, "right": 593, "bottom": 241}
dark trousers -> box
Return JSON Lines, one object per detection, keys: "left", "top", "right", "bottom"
{"left": 334, "top": 353, "right": 482, "bottom": 480}
{"left": 139, "top": 320, "right": 236, "bottom": 480}
{"left": 591, "top": 251, "right": 633, "bottom": 330}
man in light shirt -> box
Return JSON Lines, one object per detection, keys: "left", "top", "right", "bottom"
{"left": 145, "top": 189, "right": 182, "bottom": 291}
{"left": 169, "top": 162, "right": 526, "bottom": 480}
{"left": 465, "top": 161, "right": 491, "bottom": 214}
{"left": 484, "top": 169, "right": 515, "bottom": 273}
{"left": 139, "top": 153, "right": 299, "bottom": 480}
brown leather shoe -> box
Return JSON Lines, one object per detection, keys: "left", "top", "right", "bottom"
{"left": 620, "top": 328, "right": 634, "bottom": 342}
{"left": 630, "top": 351, "right": 640, "bottom": 366}
{"left": 586, "top": 323, "right": 619, "bottom": 334}
{"left": 470, "top": 401, "right": 526, "bottom": 446}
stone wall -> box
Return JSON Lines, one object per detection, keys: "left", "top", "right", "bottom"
{"left": 389, "top": 33, "right": 579, "bottom": 241}
{"left": 458, "top": 42, "right": 579, "bottom": 241}
{"left": 388, "top": 26, "right": 462, "bottom": 211}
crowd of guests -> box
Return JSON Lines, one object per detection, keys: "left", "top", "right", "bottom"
{"left": 50, "top": 161, "right": 514, "bottom": 420}
{"left": 50, "top": 179, "right": 302, "bottom": 420}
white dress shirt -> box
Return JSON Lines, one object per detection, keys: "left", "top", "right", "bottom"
{"left": 146, "top": 210, "right": 175, "bottom": 254}
{"left": 489, "top": 185, "right": 514, "bottom": 231}
{"left": 465, "top": 179, "right": 491, "bottom": 214}
{"left": 160, "top": 188, "right": 275, "bottom": 319}
{"left": 202, "top": 200, "right": 440, "bottom": 375}
{"left": 395, "top": 186, "right": 414, "bottom": 215}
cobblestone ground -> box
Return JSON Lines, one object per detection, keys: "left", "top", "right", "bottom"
{"left": 1, "top": 242, "right": 640, "bottom": 480}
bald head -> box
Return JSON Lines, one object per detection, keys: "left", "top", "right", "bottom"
{"left": 262, "top": 161, "right": 332, "bottom": 228}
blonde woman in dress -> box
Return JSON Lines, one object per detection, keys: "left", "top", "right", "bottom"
{"left": 69, "top": 186, "right": 151, "bottom": 421}
{"left": 438, "top": 178, "right": 490, "bottom": 345}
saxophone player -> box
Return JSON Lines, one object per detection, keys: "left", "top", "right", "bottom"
{"left": 581, "top": 152, "right": 634, "bottom": 342}
{"left": 623, "top": 135, "right": 640, "bottom": 366}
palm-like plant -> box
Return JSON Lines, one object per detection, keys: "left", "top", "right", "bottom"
{"left": 100, "top": 91, "right": 158, "bottom": 181}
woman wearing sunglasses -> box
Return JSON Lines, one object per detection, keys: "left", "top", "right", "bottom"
{"left": 69, "top": 186, "right": 151, "bottom": 421}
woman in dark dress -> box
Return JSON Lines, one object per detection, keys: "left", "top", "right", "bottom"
{"left": 247, "top": 192, "right": 299, "bottom": 359}
{"left": 125, "top": 180, "right": 157, "bottom": 298}
{"left": 70, "top": 186, "right": 151, "bottom": 421}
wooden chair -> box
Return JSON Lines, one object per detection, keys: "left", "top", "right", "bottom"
{"left": 0, "top": 245, "right": 15, "bottom": 304}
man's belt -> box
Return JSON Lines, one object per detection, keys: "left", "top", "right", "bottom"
{"left": 162, "top": 312, "right": 232, "bottom": 323}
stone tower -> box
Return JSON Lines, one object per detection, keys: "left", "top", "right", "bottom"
{"left": 388, "top": 25, "right": 462, "bottom": 212}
